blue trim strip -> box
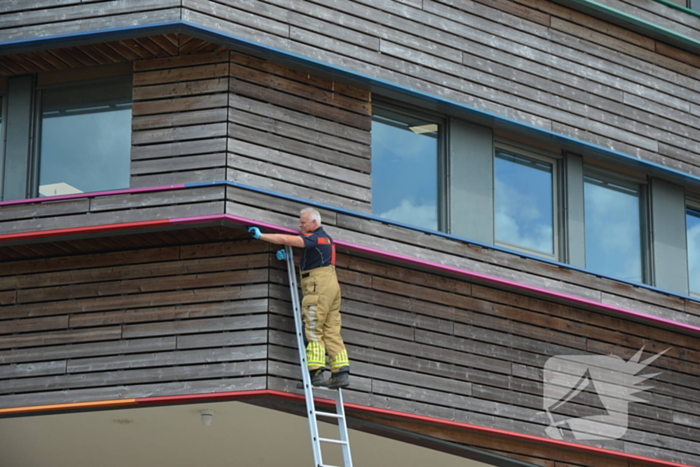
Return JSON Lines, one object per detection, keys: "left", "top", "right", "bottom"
{"left": 2, "top": 20, "right": 700, "bottom": 187}
{"left": 192, "top": 180, "right": 700, "bottom": 305}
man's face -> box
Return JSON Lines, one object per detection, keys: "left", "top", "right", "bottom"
{"left": 299, "top": 213, "right": 317, "bottom": 233}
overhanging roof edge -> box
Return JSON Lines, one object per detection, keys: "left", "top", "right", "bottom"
{"left": 0, "top": 390, "right": 693, "bottom": 467}
{"left": 0, "top": 21, "right": 698, "bottom": 187}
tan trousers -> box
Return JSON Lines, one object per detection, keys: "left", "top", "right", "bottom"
{"left": 300, "top": 265, "right": 349, "bottom": 373}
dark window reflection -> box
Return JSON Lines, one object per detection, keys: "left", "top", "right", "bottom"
{"left": 371, "top": 108, "right": 439, "bottom": 231}
{"left": 38, "top": 76, "right": 131, "bottom": 196}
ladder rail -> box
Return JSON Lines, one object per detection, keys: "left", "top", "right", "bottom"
{"left": 284, "top": 246, "right": 324, "bottom": 467}
{"left": 284, "top": 245, "right": 353, "bottom": 467}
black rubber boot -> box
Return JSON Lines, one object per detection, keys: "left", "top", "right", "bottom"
{"left": 297, "top": 368, "right": 325, "bottom": 389}
{"left": 320, "top": 370, "right": 349, "bottom": 389}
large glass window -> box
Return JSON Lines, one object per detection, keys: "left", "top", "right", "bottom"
{"left": 37, "top": 75, "right": 131, "bottom": 197}
{"left": 687, "top": 206, "right": 700, "bottom": 296}
{"left": 371, "top": 106, "right": 441, "bottom": 231}
{"left": 495, "top": 148, "right": 556, "bottom": 257}
{"left": 584, "top": 172, "right": 644, "bottom": 283}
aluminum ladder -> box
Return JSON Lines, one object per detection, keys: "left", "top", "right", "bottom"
{"left": 284, "top": 245, "right": 354, "bottom": 467}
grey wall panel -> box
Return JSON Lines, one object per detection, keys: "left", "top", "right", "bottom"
{"left": 448, "top": 118, "right": 493, "bottom": 244}
{"left": 2, "top": 76, "right": 34, "bottom": 201}
{"left": 651, "top": 177, "right": 689, "bottom": 295}
{"left": 565, "top": 153, "right": 585, "bottom": 268}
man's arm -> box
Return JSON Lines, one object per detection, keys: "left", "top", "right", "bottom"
{"left": 259, "top": 233, "right": 305, "bottom": 248}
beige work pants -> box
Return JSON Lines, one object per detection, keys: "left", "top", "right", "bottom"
{"left": 300, "top": 265, "right": 349, "bottom": 373}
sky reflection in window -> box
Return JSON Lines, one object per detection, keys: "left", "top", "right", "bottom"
{"left": 687, "top": 208, "right": 700, "bottom": 294}
{"left": 38, "top": 78, "right": 131, "bottom": 197}
{"left": 584, "top": 175, "right": 642, "bottom": 283}
{"left": 495, "top": 151, "right": 554, "bottom": 255}
{"left": 371, "top": 112, "right": 438, "bottom": 231}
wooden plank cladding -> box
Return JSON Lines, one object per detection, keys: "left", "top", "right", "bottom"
{"left": 0, "top": 186, "right": 226, "bottom": 237}
{"left": 0, "top": 0, "right": 181, "bottom": 43}
{"left": 224, "top": 186, "right": 698, "bottom": 330}
{"left": 0, "top": 239, "right": 271, "bottom": 408}
{"left": 264, "top": 253, "right": 700, "bottom": 466}
{"left": 132, "top": 47, "right": 372, "bottom": 211}
{"left": 180, "top": 0, "right": 700, "bottom": 174}
{"left": 131, "top": 50, "right": 231, "bottom": 187}
{"left": 226, "top": 51, "right": 372, "bottom": 213}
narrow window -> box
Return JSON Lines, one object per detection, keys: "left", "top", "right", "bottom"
{"left": 37, "top": 75, "right": 131, "bottom": 196}
{"left": 584, "top": 172, "right": 644, "bottom": 283}
{"left": 494, "top": 149, "right": 556, "bottom": 257}
{"left": 687, "top": 206, "right": 700, "bottom": 296}
{"left": 371, "top": 106, "right": 441, "bottom": 231}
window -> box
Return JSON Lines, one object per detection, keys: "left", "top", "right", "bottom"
{"left": 37, "top": 75, "right": 132, "bottom": 196}
{"left": 494, "top": 147, "right": 557, "bottom": 258}
{"left": 371, "top": 105, "right": 442, "bottom": 231}
{"left": 687, "top": 205, "right": 700, "bottom": 296}
{"left": 368, "top": 100, "right": 699, "bottom": 294}
{"left": 584, "top": 171, "right": 645, "bottom": 283}
{"left": 0, "top": 70, "right": 131, "bottom": 201}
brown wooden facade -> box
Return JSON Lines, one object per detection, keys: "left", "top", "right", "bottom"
{"left": 1, "top": 1, "right": 699, "bottom": 467}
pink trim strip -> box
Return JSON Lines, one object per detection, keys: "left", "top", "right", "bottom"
{"left": 0, "top": 212, "right": 697, "bottom": 336}
{"left": 216, "top": 213, "right": 700, "bottom": 336}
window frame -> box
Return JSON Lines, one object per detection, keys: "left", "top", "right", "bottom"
{"left": 686, "top": 196, "right": 700, "bottom": 298}
{"left": 30, "top": 72, "right": 132, "bottom": 198}
{"left": 0, "top": 65, "right": 132, "bottom": 201}
{"left": 0, "top": 84, "right": 6, "bottom": 200}
{"left": 371, "top": 99, "right": 447, "bottom": 232}
{"left": 582, "top": 165, "right": 651, "bottom": 284}
{"left": 493, "top": 140, "right": 562, "bottom": 261}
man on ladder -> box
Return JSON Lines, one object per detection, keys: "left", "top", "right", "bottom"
{"left": 248, "top": 207, "right": 350, "bottom": 389}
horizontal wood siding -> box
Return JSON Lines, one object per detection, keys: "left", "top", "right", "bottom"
{"left": 181, "top": 0, "right": 700, "bottom": 174}
{"left": 265, "top": 253, "right": 700, "bottom": 466}
{"left": 131, "top": 48, "right": 231, "bottom": 187}
{"left": 0, "top": 239, "right": 271, "bottom": 407}
{"left": 0, "top": 186, "right": 226, "bottom": 236}
{"left": 225, "top": 185, "right": 698, "bottom": 333}
{"left": 226, "top": 51, "right": 372, "bottom": 213}
{"left": 0, "top": 0, "right": 181, "bottom": 43}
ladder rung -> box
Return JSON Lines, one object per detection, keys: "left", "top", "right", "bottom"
{"left": 315, "top": 411, "right": 342, "bottom": 419}
{"left": 311, "top": 385, "right": 337, "bottom": 392}
{"left": 318, "top": 437, "right": 348, "bottom": 445}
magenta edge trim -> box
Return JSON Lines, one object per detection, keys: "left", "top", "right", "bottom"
{"left": 0, "top": 185, "right": 187, "bottom": 207}
{"left": 217, "top": 214, "right": 700, "bottom": 336}
{"left": 343, "top": 242, "right": 700, "bottom": 335}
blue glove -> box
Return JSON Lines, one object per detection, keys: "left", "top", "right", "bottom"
{"left": 247, "top": 226, "right": 261, "bottom": 239}
{"left": 276, "top": 249, "right": 287, "bottom": 261}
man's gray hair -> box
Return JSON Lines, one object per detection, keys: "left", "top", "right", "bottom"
{"left": 301, "top": 207, "right": 322, "bottom": 226}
